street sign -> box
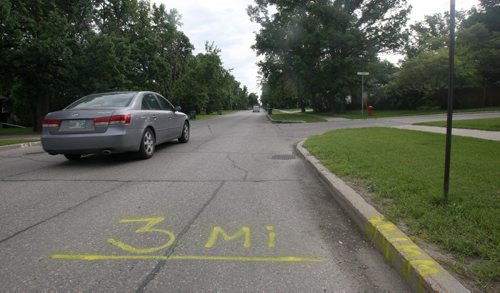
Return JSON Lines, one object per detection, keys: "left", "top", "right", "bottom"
{"left": 357, "top": 72, "right": 369, "bottom": 76}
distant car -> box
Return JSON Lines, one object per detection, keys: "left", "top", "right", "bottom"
{"left": 252, "top": 105, "right": 260, "bottom": 112}
{"left": 41, "top": 91, "right": 189, "bottom": 160}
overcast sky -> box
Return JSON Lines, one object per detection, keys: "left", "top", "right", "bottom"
{"left": 155, "top": 0, "right": 480, "bottom": 95}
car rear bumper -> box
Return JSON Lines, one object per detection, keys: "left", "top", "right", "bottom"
{"left": 41, "top": 128, "right": 143, "bottom": 154}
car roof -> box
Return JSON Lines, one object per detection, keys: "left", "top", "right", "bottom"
{"left": 85, "top": 91, "right": 157, "bottom": 95}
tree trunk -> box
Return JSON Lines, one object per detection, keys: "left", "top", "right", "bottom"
{"left": 34, "top": 95, "right": 50, "bottom": 132}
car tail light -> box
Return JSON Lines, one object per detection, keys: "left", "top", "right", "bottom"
{"left": 93, "top": 116, "right": 111, "bottom": 126}
{"left": 94, "top": 115, "right": 131, "bottom": 126}
{"left": 109, "top": 114, "right": 131, "bottom": 125}
{"left": 42, "top": 119, "right": 61, "bottom": 127}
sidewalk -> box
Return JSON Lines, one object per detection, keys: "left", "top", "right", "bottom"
{"left": 392, "top": 125, "right": 500, "bottom": 141}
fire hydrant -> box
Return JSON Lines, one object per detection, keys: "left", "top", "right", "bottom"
{"left": 367, "top": 106, "right": 374, "bottom": 116}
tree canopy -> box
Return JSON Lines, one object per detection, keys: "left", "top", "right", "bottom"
{"left": 0, "top": 0, "right": 257, "bottom": 130}
{"left": 249, "top": 0, "right": 499, "bottom": 112}
{"left": 248, "top": 0, "right": 411, "bottom": 112}
{"left": 386, "top": 3, "right": 500, "bottom": 109}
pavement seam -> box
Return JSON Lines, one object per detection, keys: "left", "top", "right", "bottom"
{"left": 136, "top": 181, "right": 226, "bottom": 293}
{"left": 225, "top": 153, "right": 249, "bottom": 181}
{"left": 0, "top": 181, "right": 129, "bottom": 245}
{"left": 296, "top": 140, "right": 469, "bottom": 293}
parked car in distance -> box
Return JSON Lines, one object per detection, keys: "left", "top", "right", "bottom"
{"left": 252, "top": 105, "right": 260, "bottom": 112}
{"left": 41, "top": 91, "right": 189, "bottom": 160}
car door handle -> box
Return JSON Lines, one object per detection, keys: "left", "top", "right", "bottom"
{"left": 152, "top": 115, "right": 157, "bottom": 120}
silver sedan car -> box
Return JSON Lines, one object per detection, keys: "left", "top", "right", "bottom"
{"left": 41, "top": 91, "right": 189, "bottom": 160}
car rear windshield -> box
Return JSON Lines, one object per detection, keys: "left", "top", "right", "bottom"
{"left": 66, "top": 93, "right": 135, "bottom": 109}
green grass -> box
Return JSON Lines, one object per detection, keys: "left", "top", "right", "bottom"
{"left": 193, "top": 110, "right": 241, "bottom": 121}
{"left": 274, "top": 108, "right": 314, "bottom": 112}
{"left": 416, "top": 118, "right": 500, "bottom": 131}
{"left": 304, "top": 128, "right": 499, "bottom": 288}
{"left": 270, "top": 113, "right": 327, "bottom": 122}
{"left": 314, "top": 107, "right": 500, "bottom": 119}
{"left": 314, "top": 109, "right": 442, "bottom": 119}
{"left": 0, "top": 139, "right": 38, "bottom": 146}
{"left": 0, "top": 127, "right": 38, "bottom": 136}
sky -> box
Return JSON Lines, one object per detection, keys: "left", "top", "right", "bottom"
{"left": 155, "top": 0, "right": 480, "bottom": 95}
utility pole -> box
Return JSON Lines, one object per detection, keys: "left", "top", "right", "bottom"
{"left": 443, "top": 0, "right": 456, "bottom": 201}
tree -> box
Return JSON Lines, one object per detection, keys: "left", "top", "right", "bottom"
{"left": 173, "top": 43, "right": 239, "bottom": 113}
{"left": 248, "top": 0, "right": 411, "bottom": 112}
{"left": 460, "top": 3, "right": 500, "bottom": 86}
{"left": 404, "top": 11, "right": 466, "bottom": 59}
{"left": 248, "top": 92, "right": 259, "bottom": 107}
{"left": 0, "top": 0, "right": 250, "bottom": 128}
{"left": 387, "top": 49, "right": 479, "bottom": 109}
{"left": 3, "top": 0, "right": 77, "bottom": 130}
{"left": 387, "top": 3, "right": 499, "bottom": 110}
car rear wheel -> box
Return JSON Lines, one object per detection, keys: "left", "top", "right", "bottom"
{"left": 178, "top": 121, "right": 189, "bottom": 143}
{"left": 137, "top": 128, "right": 155, "bottom": 159}
{"left": 64, "top": 154, "right": 81, "bottom": 161}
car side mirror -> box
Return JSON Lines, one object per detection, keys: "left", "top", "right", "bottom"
{"left": 174, "top": 106, "right": 182, "bottom": 112}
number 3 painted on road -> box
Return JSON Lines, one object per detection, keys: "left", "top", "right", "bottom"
{"left": 107, "top": 217, "right": 176, "bottom": 254}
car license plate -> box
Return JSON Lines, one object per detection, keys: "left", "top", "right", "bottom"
{"left": 68, "top": 120, "right": 87, "bottom": 129}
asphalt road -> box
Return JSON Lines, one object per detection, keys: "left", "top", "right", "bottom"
{"left": 7, "top": 110, "right": 498, "bottom": 291}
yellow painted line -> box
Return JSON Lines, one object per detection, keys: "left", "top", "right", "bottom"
{"left": 50, "top": 254, "right": 324, "bottom": 263}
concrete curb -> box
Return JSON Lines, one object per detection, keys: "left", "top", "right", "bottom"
{"left": 296, "top": 140, "right": 469, "bottom": 293}
{"left": 0, "top": 140, "right": 41, "bottom": 152}
{"left": 266, "top": 113, "right": 305, "bottom": 124}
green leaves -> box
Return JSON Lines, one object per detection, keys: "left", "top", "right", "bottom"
{"left": 249, "top": 0, "right": 410, "bottom": 112}
{"left": 387, "top": 4, "right": 500, "bottom": 110}
{"left": 1, "top": 0, "right": 255, "bottom": 129}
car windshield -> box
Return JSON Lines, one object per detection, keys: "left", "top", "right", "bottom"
{"left": 66, "top": 93, "right": 135, "bottom": 109}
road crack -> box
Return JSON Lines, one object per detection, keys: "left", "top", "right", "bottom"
{"left": 136, "top": 181, "right": 225, "bottom": 293}
{"left": 225, "top": 153, "right": 249, "bottom": 181}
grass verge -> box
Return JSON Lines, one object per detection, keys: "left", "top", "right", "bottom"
{"left": 270, "top": 110, "right": 327, "bottom": 122}
{"left": 304, "top": 127, "right": 499, "bottom": 290}
{"left": 0, "top": 128, "right": 38, "bottom": 136}
{"left": 193, "top": 110, "right": 241, "bottom": 121}
{"left": 314, "top": 107, "right": 500, "bottom": 119}
{"left": 271, "top": 113, "right": 326, "bottom": 122}
{"left": 0, "top": 139, "right": 38, "bottom": 146}
{"left": 416, "top": 118, "right": 500, "bottom": 131}
{"left": 274, "top": 108, "right": 314, "bottom": 112}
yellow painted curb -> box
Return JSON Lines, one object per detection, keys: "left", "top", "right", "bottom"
{"left": 296, "top": 140, "right": 469, "bottom": 293}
